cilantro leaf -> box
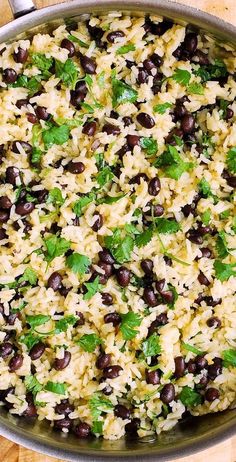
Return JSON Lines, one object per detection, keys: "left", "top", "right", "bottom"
{"left": 43, "top": 235, "right": 71, "bottom": 262}
{"left": 120, "top": 311, "right": 142, "bottom": 340}
{"left": 19, "top": 332, "right": 41, "bottom": 350}
{"left": 26, "top": 314, "right": 51, "bottom": 328}
{"left": 154, "top": 145, "right": 193, "bottom": 180}
{"left": 45, "top": 381, "right": 67, "bottom": 395}
{"left": 19, "top": 267, "right": 37, "bottom": 285}
{"left": 140, "top": 137, "right": 158, "bottom": 156}
{"left": 97, "top": 71, "right": 105, "bottom": 88}
{"left": 104, "top": 229, "right": 134, "bottom": 263}
{"left": 31, "top": 53, "right": 53, "bottom": 72}
{"left": 172, "top": 69, "right": 191, "bottom": 86}
{"left": 182, "top": 342, "right": 204, "bottom": 355}
{"left": 66, "top": 252, "right": 91, "bottom": 275}
{"left": 73, "top": 192, "right": 96, "bottom": 217}
{"left": 135, "top": 226, "right": 153, "bottom": 248}
{"left": 201, "top": 209, "right": 211, "bottom": 225}
{"left": 142, "top": 333, "right": 161, "bottom": 357}
{"left": 187, "top": 82, "right": 204, "bottom": 95}
{"left": 194, "top": 59, "right": 227, "bottom": 83}
{"left": 54, "top": 315, "right": 78, "bottom": 334}
{"left": 31, "top": 147, "right": 43, "bottom": 166}
{"left": 179, "top": 386, "right": 202, "bottom": 407}
{"left": 153, "top": 102, "right": 172, "bottom": 114}
{"left": 13, "top": 74, "right": 44, "bottom": 96}
{"left": 77, "top": 333, "right": 103, "bottom": 352}
{"left": 47, "top": 187, "right": 65, "bottom": 207}
{"left": 55, "top": 58, "right": 78, "bottom": 88}
{"left": 25, "top": 375, "right": 43, "bottom": 396}
{"left": 198, "top": 178, "right": 212, "bottom": 197}
{"left": 67, "top": 34, "right": 89, "bottom": 48}
{"left": 112, "top": 79, "right": 138, "bottom": 107}
{"left": 83, "top": 276, "right": 102, "bottom": 300}
{"left": 216, "top": 231, "right": 229, "bottom": 258}
{"left": 166, "top": 283, "right": 178, "bottom": 309}
{"left": 89, "top": 392, "right": 113, "bottom": 420}
{"left": 98, "top": 193, "right": 125, "bottom": 204}
{"left": 155, "top": 217, "right": 181, "bottom": 234}
{"left": 116, "top": 44, "right": 136, "bottom": 55}
{"left": 42, "top": 124, "right": 70, "bottom": 149}
{"left": 222, "top": 349, "right": 236, "bottom": 367}
{"left": 213, "top": 260, "right": 236, "bottom": 281}
{"left": 226, "top": 147, "right": 236, "bottom": 174}
{"left": 97, "top": 166, "right": 114, "bottom": 187}
{"left": 92, "top": 420, "right": 103, "bottom": 434}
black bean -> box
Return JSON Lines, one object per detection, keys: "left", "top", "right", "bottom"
{"left": 75, "top": 80, "right": 88, "bottom": 94}
{"left": 0, "top": 210, "right": 9, "bottom": 223}
{"left": 141, "top": 259, "right": 153, "bottom": 275}
{"left": 196, "top": 374, "right": 209, "bottom": 389}
{"left": 16, "top": 99, "right": 29, "bottom": 109}
{"left": 98, "top": 262, "right": 113, "bottom": 278}
{"left": 127, "top": 134, "right": 140, "bottom": 148}
{"left": 29, "top": 341, "right": 45, "bottom": 360}
{"left": 137, "top": 112, "right": 155, "bottom": 129}
{"left": 54, "top": 418, "right": 72, "bottom": 431}
{"left": 80, "top": 55, "right": 96, "bottom": 74}
{"left": 174, "top": 356, "right": 185, "bottom": 378}
{"left": 225, "top": 108, "right": 234, "bottom": 120}
{"left": 92, "top": 213, "right": 103, "bottom": 232}
{"left": 116, "top": 267, "right": 131, "bottom": 287}
{"left": 166, "top": 128, "right": 183, "bottom": 145}
{"left": 137, "top": 68, "right": 149, "bottom": 84}
{"left": 175, "top": 104, "right": 187, "bottom": 119}
{"left": 187, "top": 230, "right": 203, "bottom": 245}
{"left": 181, "top": 114, "right": 195, "bottom": 134}
{"left": 187, "top": 359, "right": 197, "bottom": 374}
{"left": 126, "top": 60, "right": 135, "bottom": 69}
{"left": 103, "top": 365, "right": 123, "bottom": 379}
{"left": 200, "top": 247, "right": 212, "bottom": 259}
{"left": 35, "top": 106, "right": 50, "bottom": 121}
{"left": 207, "top": 317, "right": 221, "bottom": 328}
{"left": 101, "top": 292, "right": 113, "bottom": 306}
{"left": 12, "top": 141, "right": 32, "bottom": 154}
{"left": 143, "top": 59, "right": 156, "bottom": 73}
{"left": 26, "top": 113, "right": 37, "bottom": 124}
{"left": 13, "top": 47, "right": 28, "bottom": 63}
{"left": 125, "top": 417, "right": 140, "bottom": 435}
{"left": 161, "top": 290, "right": 174, "bottom": 304}
{"left": 205, "top": 387, "right": 219, "bottom": 402}
{"left": 67, "top": 161, "right": 85, "bottom": 174}
{"left": 160, "top": 383, "right": 175, "bottom": 404}
{"left": 55, "top": 401, "right": 74, "bottom": 415}
{"left": 103, "top": 123, "right": 121, "bottom": 135}
{"left": 96, "top": 353, "right": 111, "bottom": 370}
{"left": 197, "top": 225, "right": 211, "bottom": 236}
{"left": 191, "top": 49, "right": 209, "bottom": 65}
{"left": 61, "top": 38, "right": 75, "bottom": 57}
{"left": 22, "top": 401, "right": 37, "bottom": 418}
{"left": 3, "top": 68, "right": 17, "bottom": 84}
{"left": 143, "top": 287, "right": 157, "bottom": 307}
{"left": 86, "top": 22, "right": 104, "bottom": 47}
{"left": 100, "top": 378, "right": 113, "bottom": 395}
{"left": 0, "top": 228, "right": 7, "bottom": 240}
{"left": 145, "top": 369, "right": 160, "bottom": 385}
{"left": 74, "top": 422, "right": 91, "bottom": 438}
{"left": 47, "top": 272, "right": 62, "bottom": 291}
{"left": 0, "top": 342, "right": 13, "bottom": 358}
{"left": 15, "top": 202, "right": 35, "bottom": 216}
{"left": 129, "top": 173, "right": 148, "bottom": 185}
{"left": 198, "top": 271, "right": 210, "bottom": 286}
{"left": 226, "top": 175, "right": 236, "bottom": 188}
{"left": 183, "top": 33, "right": 198, "bottom": 54}
{"left": 82, "top": 121, "right": 97, "bottom": 136}
{"left": 203, "top": 296, "right": 222, "bottom": 307}
{"left": 74, "top": 311, "right": 85, "bottom": 326}
{"left": 114, "top": 404, "right": 131, "bottom": 420}
{"left": 195, "top": 355, "right": 208, "bottom": 371}
{"left": 182, "top": 202, "right": 197, "bottom": 217}
{"left": 152, "top": 204, "right": 164, "bottom": 217}
{"left": 0, "top": 196, "right": 12, "bottom": 210}
{"left": 123, "top": 116, "right": 132, "bottom": 127}
{"left": 208, "top": 361, "right": 222, "bottom": 381}
{"left": 104, "top": 312, "right": 121, "bottom": 326}
{"left": 6, "top": 167, "right": 20, "bottom": 186}
{"left": 70, "top": 90, "right": 86, "bottom": 108}
{"left": 99, "top": 249, "right": 115, "bottom": 265}
{"left": 155, "top": 279, "right": 166, "bottom": 293}
{"left": 54, "top": 351, "right": 71, "bottom": 370}
{"left": 107, "top": 30, "right": 125, "bottom": 43}
{"left": 152, "top": 72, "right": 163, "bottom": 94}
{"left": 148, "top": 177, "right": 161, "bottom": 196}
{"left": 9, "top": 353, "right": 23, "bottom": 372}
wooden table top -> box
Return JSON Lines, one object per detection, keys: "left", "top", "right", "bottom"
{"left": 0, "top": 1, "right": 236, "bottom": 461}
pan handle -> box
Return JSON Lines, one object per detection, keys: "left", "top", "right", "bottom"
{"left": 8, "top": 0, "right": 36, "bottom": 18}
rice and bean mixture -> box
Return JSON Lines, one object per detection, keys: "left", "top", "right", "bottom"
{"left": 0, "top": 12, "right": 235, "bottom": 441}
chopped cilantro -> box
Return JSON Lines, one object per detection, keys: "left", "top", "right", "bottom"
{"left": 179, "top": 386, "right": 202, "bottom": 407}
{"left": 26, "top": 314, "right": 51, "bottom": 328}
{"left": 31, "top": 53, "right": 53, "bottom": 72}
{"left": 54, "top": 315, "right": 78, "bottom": 334}
{"left": 142, "top": 333, "right": 161, "bottom": 357}
{"left": 92, "top": 420, "right": 103, "bottom": 434}
{"left": 97, "top": 71, "right": 105, "bottom": 88}
{"left": 112, "top": 79, "right": 138, "bottom": 107}
{"left": 153, "top": 102, "right": 173, "bottom": 114}
{"left": 77, "top": 333, "right": 103, "bottom": 352}
{"left": 155, "top": 217, "right": 181, "bottom": 234}
{"left": 55, "top": 58, "right": 78, "bottom": 88}
{"left": 66, "top": 252, "right": 90, "bottom": 275}
{"left": 116, "top": 44, "right": 136, "bottom": 55}
{"left": 172, "top": 69, "right": 191, "bottom": 86}
{"left": 45, "top": 381, "right": 67, "bottom": 395}
{"left": 140, "top": 137, "right": 158, "bottom": 156}
{"left": 222, "top": 349, "right": 236, "bottom": 367}
{"left": 83, "top": 276, "right": 102, "bottom": 300}
{"left": 19, "top": 332, "right": 41, "bottom": 350}
{"left": 31, "top": 147, "right": 43, "bottom": 165}
{"left": 73, "top": 192, "right": 96, "bottom": 217}
{"left": 25, "top": 375, "right": 43, "bottom": 396}
{"left": 19, "top": 267, "right": 37, "bottom": 286}
{"left": 194, "top": 59, "right": 227, "bottom": 83}
{"left": 187, "top": 82, "right": 204, "bottom": 95}
{"left": 104, "top": 228, "right": 134, "bottom": 263}
{"left": 216, "top": 231, "right": 229, "bottom": 258}
{"left": 135, "top": 227, "right": 153, "bottom": 248}
{"left": 226, "top": 147, "right": 236, "bottom": 174}
{"left": 42, "top": 124, "right": 70, "bottom": 149}
{"left": 98, "top": 193, "right": 125, "bottom": 204}
{"left": 89, "top": 392, "right": 113, "bottom": 420}
{"left": 201, "top": 209, "right": 211, "bottom": 225}
{"left": 67, "top": 34, "right": 89, "bottom": 48}
{"left": 47, "top": 187, "right": 65, "bottom": 206}
{"left": 213, "top": 260, "right": 236, "bottom": 281}
{"left": 120, "top": 311, "right": 142, "bottom": 340}
{"left": 43, "top": 235, "right": 71, "bottom": 262}
{"left": 182, "top": 342, "right": 204, "bottom": 355}
{"left": 97, "top": 166, "right": 114, "bottom": 187}
{"left": 154, "top": 145, "right": 194, "bottom": 180}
